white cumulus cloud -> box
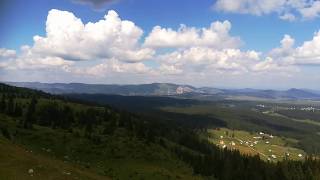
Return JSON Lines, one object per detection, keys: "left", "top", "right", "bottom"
{"left": 0, "top": 48, "right": 16, "bottom": 60}
{"left": 157, "top": 47, "right": 264, "bottom": 74}
{"left": 144, "top": 21, "right": 241, "bottom": 49}
{"left": 63, "top": 58, "right": 152, "bottom": 77}
{"left": 2, "top": 8, "right": 320, "bottom": 88}
{"left": 269, "top": 32, "right": 320, "bottom": 65}
{"left": 294, "top": 31, "right": 320, "bottom": 64}
{"left": 32, "top": 9, "right": 154, "bottom": 62}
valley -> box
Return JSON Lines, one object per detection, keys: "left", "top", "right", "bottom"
{"left": 1, "top": 83, "right": 320, "bottom": 179}
{"left": 4, "top": 1, "right": 320, "bottom": 179}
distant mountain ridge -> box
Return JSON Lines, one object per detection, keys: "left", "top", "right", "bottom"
{"left": 222, "top": 88, "right": 320, "bottom": 100}
{"left": 5, "top": 82, "right": 320, "bottom": 100}
{"left": 5, "top": 82, "right": 199, "bottom": 96}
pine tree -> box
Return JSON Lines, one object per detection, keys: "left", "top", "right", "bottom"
{"left": 85, "top": 123, "right": 93, "bottom": 138}
{"left": 0, "top": 95, "right": 6, "bottom": 113}
{"left": 24, "top": 97, "right": 37, "bottom": 129}
{"left": 103, "top": 117, "right": 117, "bottom": 135}
{"left": 14, "top": 103, "right": 23, "bottom": 117}
{"left": 6, "top": 96, "right": 14, "bottom": 115}
{"left": 61, "top": 105, "right": 73, "bottom": 129}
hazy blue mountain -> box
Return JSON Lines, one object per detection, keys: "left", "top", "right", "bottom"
{"left": 221, "top": 88, "right": 320, "bottom": 100}
{"left": 5, "top": 82, "right": 320, "bottom": 100}
{"left": 6, "top": 82, "right": 198, "bottom": 96}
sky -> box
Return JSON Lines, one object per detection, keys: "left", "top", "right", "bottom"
{"left": 1, "top": 0, "right": 320, "bottom": 89}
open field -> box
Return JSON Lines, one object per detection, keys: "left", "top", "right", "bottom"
{"left": 206, "top": 128, "right": 305, "bottom": 162}
{"left": 160, "top": 102, "right": 320, "bottom": 155}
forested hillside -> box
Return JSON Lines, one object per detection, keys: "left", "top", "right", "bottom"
{"left": 1, "top": 83, "right": 320, "bottom": 180}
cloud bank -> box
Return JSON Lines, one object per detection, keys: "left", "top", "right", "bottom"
{"left": 1, "top": 9, "right": 320, "bottom": 88}
{"left": 214, "top": 0, "right": 320, "bottom": 21}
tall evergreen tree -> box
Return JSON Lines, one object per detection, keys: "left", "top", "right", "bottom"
{"left": 6, "top": 96, "right": 14, "bottom": 115}
{"left": 24, "top": 97, "right": 37, "bottom": 129}
{"left": 0, "top": 95, "right": 6, "bottom": 113}
{"left": 13, "top": 103, "right": 23, "bottom": 117}
{"left": 61, "top": 105, "right": 73, "bottom": 129}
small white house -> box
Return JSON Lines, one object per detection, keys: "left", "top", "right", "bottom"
{"left": 270, "top": 135, "right": 274, "bottom": 138}
{"left": 253, "top": 136, "right": 262, "bottom": 139}
{"left": 220, "top": 140, "right": 225, "bottom": 145}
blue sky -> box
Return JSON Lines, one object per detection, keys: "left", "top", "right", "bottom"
{"left": 1, "top": 0, "right": 320, "bottom": 89}
{"left": 2, "top": 0, "right": 320, "bottom": 51}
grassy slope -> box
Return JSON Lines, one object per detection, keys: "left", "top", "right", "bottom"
{"left": 0, "top": 137, "right": 110, "bottom": 180}
{"left": 0, "top": 112, "right": 200, "bottom": 180}
{"left": 206, "top": 128, "right": 305, "bottom": 162}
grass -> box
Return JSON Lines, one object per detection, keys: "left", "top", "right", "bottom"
{"left": 0, "top": 137, "right": 110, "bottom": 180}
{"left": 207, "top": 128, "right": 305, "bottom": 162}
{"left": 161, "top": 102, "right": 320, "bottom": 154}
{"left": 0, "top": 113, "right": 200, "bottom": 180}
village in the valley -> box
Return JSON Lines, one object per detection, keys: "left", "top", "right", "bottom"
{"left": 207, "top": 128, "right": 305, "bottom": 161}
{"left": 256, "top": 104, "right": 320, "bottom": 112}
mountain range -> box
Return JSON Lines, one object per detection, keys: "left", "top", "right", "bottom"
{"left": 5, "top": 82, "right": 320, "bottom": 100}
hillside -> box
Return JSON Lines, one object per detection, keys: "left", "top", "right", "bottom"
{"left": 0, "top": 136, "right": 109, "bottom": 180}
{"left": 0, "top": 83, "right": 200, "bottom": 179}
{"left": 67, "top": 93, "right": 320, "bottom": 154}
{"left": 1, "top": 83, "right": 320, "bottom": 179}
{"left": 0, "top": 113, "right": 198, "bottom": 180}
